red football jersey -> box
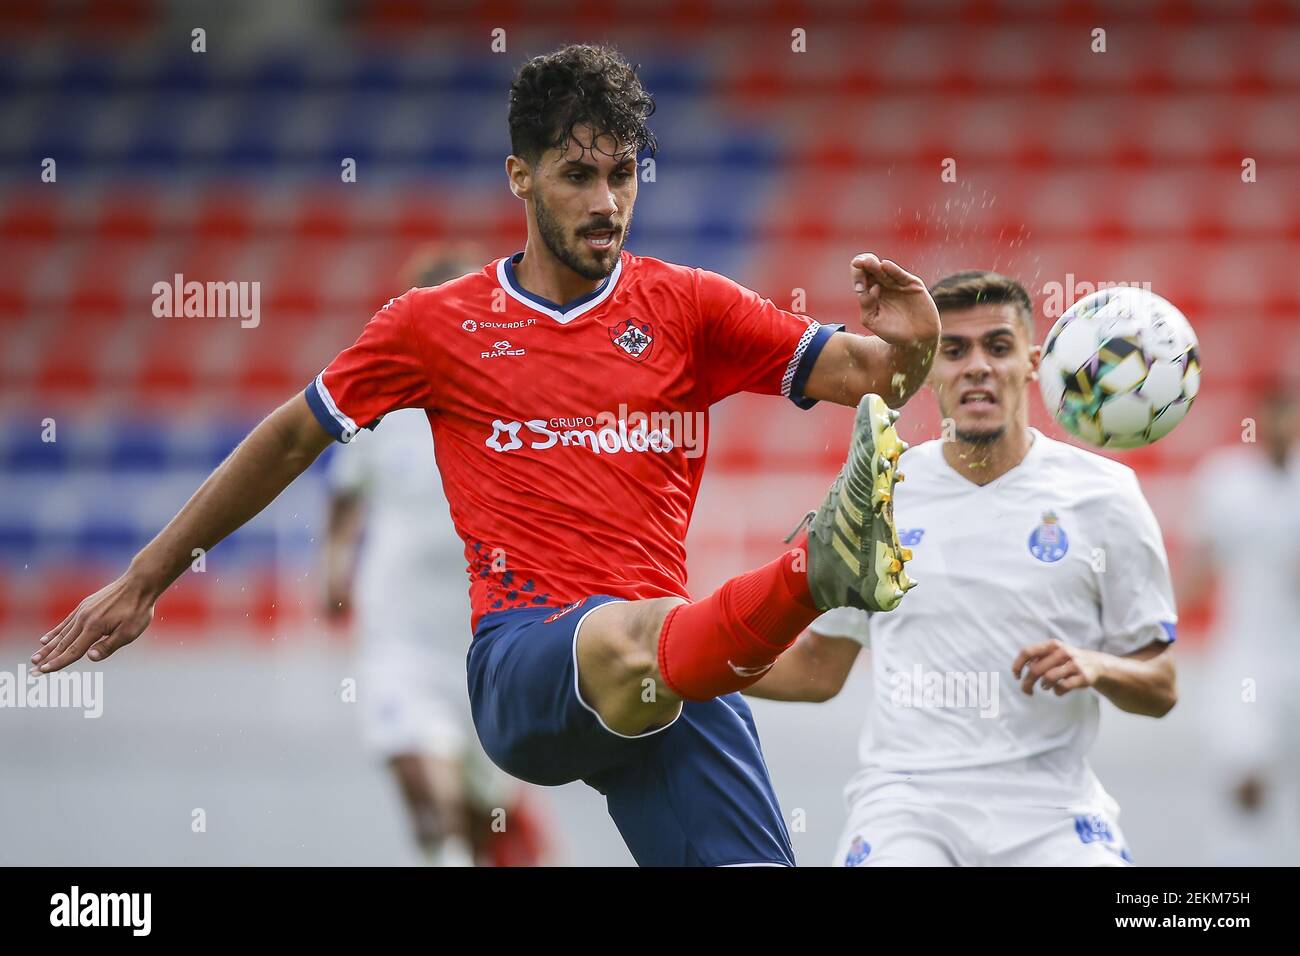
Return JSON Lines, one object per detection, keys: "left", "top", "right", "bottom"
{"left": 306, "top": 250, "right": 840, "bottom": 629}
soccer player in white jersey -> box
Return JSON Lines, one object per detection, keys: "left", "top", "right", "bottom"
{"left": 1179, "top": 385, "right": 1300, "bottom": 862}
{"left": 747, "top": 270, "right": 1179, "bottom": 866}
{"left": 323, "top": 248, "right": 547, "bottom": 867}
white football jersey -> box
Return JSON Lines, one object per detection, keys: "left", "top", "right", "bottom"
{"left": 1186, "top": 446, "right": 1300, "bottom": 771}
{"left": 1187, "top": 446, "right": 1300, "bottom": 660}
{"left": 328, "top": 407, "right": 470, "bottom": 646}
{"left": 814, "top": 428, "right": 1177, "bottom": 804}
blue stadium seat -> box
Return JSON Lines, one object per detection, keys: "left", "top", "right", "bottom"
{"left": 0, "top": 520, "right": 38, "bottom": 561}
{"left": 124, "top": 99, "right": 185, "bottom": 168}
{"left": 249, "top": 52, "right": 309, "bottom": 95}
{"left": 56, "top": 53, "right": 115, "bottom": 95}
{"left": 73, "top": 521, "right": 145, "bottom": 561}
{"left": 217, "top": 528, "right": 281, "bottom": 562}
{"left": 103, "top": 424, "right": 171, "bottom": 472}
{"left": 151, "top": 53, "right": 212, "bottom": 95}
{"left": 203, "top": 423, "right": 254, "bottom": 470}
{"left": 350, "top": 53, "right": 404, "bottom": 95}
{"left": 638, "top": 59, "right": 706, "bottom": 97}
{"left": 442, "top": 58, "right": 504, "bottom": 95}
{"left": 2, "top": 430, "right": 70, "bottom": 472}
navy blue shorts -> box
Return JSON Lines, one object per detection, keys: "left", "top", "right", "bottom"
{"left": 467, "top": 595, "right": 795, "bottom": 867}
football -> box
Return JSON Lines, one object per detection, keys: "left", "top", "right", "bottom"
{"left": 1039, "top": 287, "right": 1201, "bottom": 449}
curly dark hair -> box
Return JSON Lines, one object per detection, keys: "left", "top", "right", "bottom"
{"left": 508, "top": 44, "right": 657, "bottom": 165}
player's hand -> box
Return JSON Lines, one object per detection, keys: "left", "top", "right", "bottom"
{"left": 850, "top": 253, "right": 941, "bottom": 347}
{"left": 1012, "top": 639, "right": 1105, "bottom": 697}
{"left": 32, "top": 572, "right": 157, "bottom": 673}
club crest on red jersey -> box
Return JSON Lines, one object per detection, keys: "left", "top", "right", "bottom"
{"left": 608, "top": 318, "right": 654, "bottom": 362}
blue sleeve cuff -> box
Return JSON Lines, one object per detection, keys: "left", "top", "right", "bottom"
{"left": 304, "top": 378, "right": 347, "bottom": 442}
{"left": 1159, "top": 620, "right": 1177, "bottom": 644}
{"left": 305, "top": 374, "right": 382, "bottom": 443}
{"left": 304, "top": 374, "right": 384, "bottom": 442}
{"left": 787, "top": 323, "right": 843, "bottom": 410}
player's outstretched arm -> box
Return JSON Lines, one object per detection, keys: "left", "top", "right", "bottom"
{"left": 743, "top": 628, "right": 863, "bottom": 702}
{"left": 1012, "top": 639, "right": 1177, "bottom": 718}
{"left": 33, "top": 393, "right": 334, "bottom": 673}
{"left": 803, "top": 253, "right": 941, "bottom": 409}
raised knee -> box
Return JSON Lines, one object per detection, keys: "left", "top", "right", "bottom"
{"left": 626, "top": 597, "right": 687, "bottom": 678}
{"left": 579, "top": 598, "right": 684, "bottom": 703}
{"left": 598, "top": 622, "right": 659, "bottom": 688}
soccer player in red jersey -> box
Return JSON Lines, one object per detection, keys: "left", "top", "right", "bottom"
{"left": 34, "top": 44, "right": 939, "bottom": 866}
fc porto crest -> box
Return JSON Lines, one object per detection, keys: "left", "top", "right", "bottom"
{"left": 1073, "top": 813, "right": 1115, "bottom": 845}
{"left": 844, "top": 836, "right": 872, "bottom": 867}
{"left": 608, "top": 317, "right": 654, "bottom": 362}
{"left": 1028, "top": 510, "right": 1069, "bottom": 563}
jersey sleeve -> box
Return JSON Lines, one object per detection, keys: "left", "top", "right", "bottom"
{"left": 304, "top": 290, "right": 436, "bottom": 443}
{"left": 1098, "top": 470, "right": 1179, "bottom": 655}
{"left": 809, "top": 606, "right": 871, "bottom": 647}
{"left": 693, "top": 268, "right": 841, "bottom": 408}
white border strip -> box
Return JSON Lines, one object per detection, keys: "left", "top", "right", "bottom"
{"left": 780, "top": 321, "right": 822, "bottom": 398}
{"left": 571, "top": 598, "right": 683, "bottom": 740}
{"left": 718, "top": 862, "right": 792, "bottom": 867}
{"left": 314, "top": 372, "right": 360, "bottom": 442}
{"left": 496, "top": 255, "right": 623, "bottom": 325}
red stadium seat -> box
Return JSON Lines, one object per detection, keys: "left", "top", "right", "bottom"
{"left": 292, "top": 192, "right": 353, "bottom": 242}
{"left": 34, "top": 321, "right": 109, "bottom": 399}
{"left": 0, "top": 194, "right": 60, "bottom": 242}
{"left": 193, "top": 191, "right": 257, "bottom": 241}
{"left": 133, "top": 321, "right": 205, "bottom": 401}
{"left": 92, "top": 192, "right": 159, "bottom": 242}
{"left": 152, "top": 583, "right": 214, "bottom": 632}
{"left": 7, "top": 6, "right": 1297, "bottom": 658}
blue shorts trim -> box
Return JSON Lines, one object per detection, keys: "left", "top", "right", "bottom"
{"left": 467, "top": 596, "right": 795, "bottom": 867}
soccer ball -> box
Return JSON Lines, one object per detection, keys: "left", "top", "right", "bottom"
{"left": 1039, "top": 287, "right": 1200, "bottom": 449}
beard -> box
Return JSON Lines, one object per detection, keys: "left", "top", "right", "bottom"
{"left": 955, "top": 424, "right": 1006, "bottom": 446}
{"left": 534, "top": 191, "right": 629, "bottom": 282}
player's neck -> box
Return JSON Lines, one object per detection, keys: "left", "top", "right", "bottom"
{"left": 942, "top": 424, "right": 1034, "bottom": 487}
{"left": 513, "top": 241, "right": 604, "bottom": 307}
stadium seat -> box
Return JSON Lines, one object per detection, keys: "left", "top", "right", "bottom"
{"left": 3, "top": 8, "right": 1296, "bottom": 641}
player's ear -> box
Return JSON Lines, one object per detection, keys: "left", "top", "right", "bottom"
{"left": 1027, "top": 343, "right": 1042, "bottom": 382}
{"left": 505, "top": 155, "right": 531, "bottom": 199}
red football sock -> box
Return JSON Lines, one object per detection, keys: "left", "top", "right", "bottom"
{"left": 657, "top": 537, "right": 819, "bottom": 701}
